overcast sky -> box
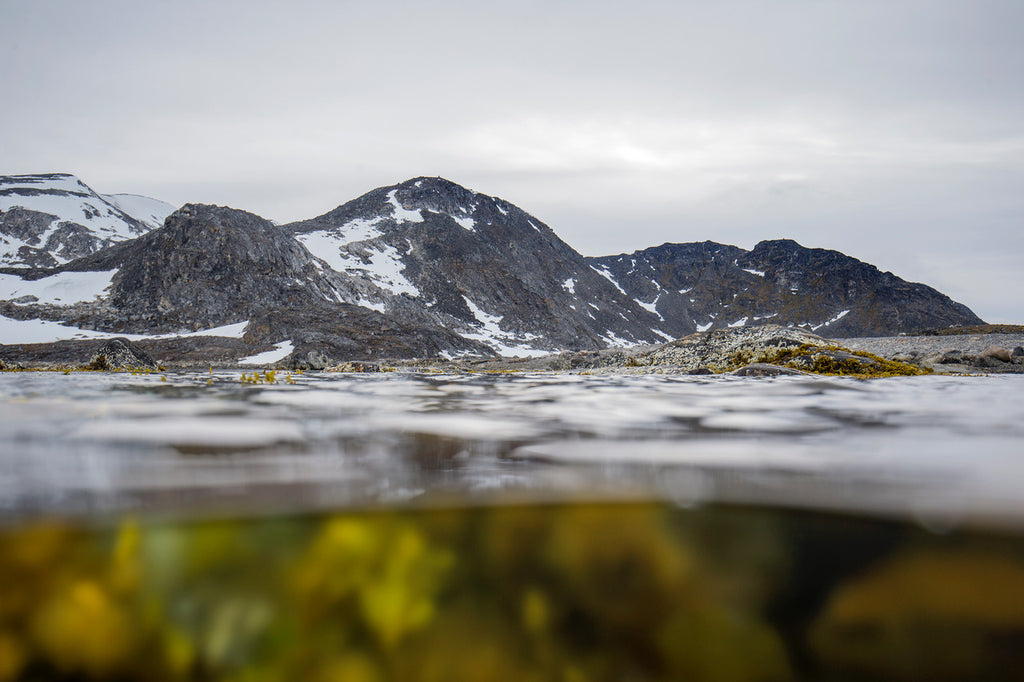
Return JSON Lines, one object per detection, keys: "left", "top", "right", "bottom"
{"left": 3, "top": 0, "right": 1022, "bottom": 322}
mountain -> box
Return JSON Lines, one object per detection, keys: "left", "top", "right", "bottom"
{"left": 588, "top": 239, "right": 984, "bottom": 337}
{"left": 284, "top": 176, "right": 672, "bottom": 353}
{"left": 0, "top": 173, "right": 174, "bottom": 269}
{"left": 0, "top": 174, "right": 987, "bottom": 364}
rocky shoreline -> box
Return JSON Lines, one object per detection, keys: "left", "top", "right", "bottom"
{"left": 836, "top": 333, "right": 1024, "bottom": 375}
{"left": 4, "top": 325, "right": 1022, "bottom": 377}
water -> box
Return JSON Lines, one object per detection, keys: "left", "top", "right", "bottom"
{"left": 2, "top": 371, "right": 1024, "bottom": 680}
{"left": 1, "top": 371, "right": 1023, "bottom": 524}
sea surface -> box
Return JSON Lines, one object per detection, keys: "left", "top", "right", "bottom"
{"left": 1, "top": 370, "right": 1023, "bottom": 523}
{"left": 2, "top": 370, "right": 1024, "bottom": 680}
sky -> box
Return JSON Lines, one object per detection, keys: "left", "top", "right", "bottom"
{"left": 3, "top": 0, "right": 1022, "bottom": 323}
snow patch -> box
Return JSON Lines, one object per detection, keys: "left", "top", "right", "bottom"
{"left": 742, "top": 268, "right": 765, "bottom": 277}
{"left": 561, "top": 278, "right": 576, "bottom": 294}
{"left": 652, "top": 329, "right": 674, "bottom": 342}
{"left": 461, "top": 296, "right": 549, "bottom": 357}
{"left": 362, "top": 243, "right": 419, "bottom": 296}
{"left": 811, "top": 309, "right": 851, "bottom": 331}
{"left": 238, "top": 341, "right": 294, "bottom": 365}
{"left": 386, "top": 190, "right": 424, "bottom": 223}
{"left": 102, "top": 194, "right": 175, "bottom": 229}
{"left": 452, "top": 215, "right": 476, "bottom": 231}
{"left": 296, "top": 231, "right": 352, "bottom": 272}
{"left": 298, "top": 229, "right": 418, "bottom": 298}
{"left": 636, "top": 294, "right": 664, "bottom": 321}
{"left": 727, "top": 317, "right": 749, "bottom": 328}
{"left": 0, "top": 316, "right": 250, "bottom": 345}
{"left": 589, "top": 265, "right": 627, "bottom": 296}
{"left": 357, "top": 299, "right": 386, "bottom": 313}
{"left": 601, "top": 331, "right": 633, "bottom": 348}
{"left": 0, "top": 270, "right": 116, "bottom": 304}
{"left": 696, "top": 321, "right": 713, "bottom": 332}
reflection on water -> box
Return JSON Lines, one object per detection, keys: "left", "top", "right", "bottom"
{"left": 2, "top": 371, "right": 1024, "bottom": 680}
{"left": 2, "top": 503, "right": 1024, "bottom": 681}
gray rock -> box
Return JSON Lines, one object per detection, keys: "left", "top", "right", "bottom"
{"left": 1013, "top": 346, "right": 1024, "bottom": 358}
{"left": 88, "top": 338, "right": 158, "bottom": 370}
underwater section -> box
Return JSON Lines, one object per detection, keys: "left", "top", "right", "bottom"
{"left": 1, "top": 502, "right": 1023, "bottom": 681}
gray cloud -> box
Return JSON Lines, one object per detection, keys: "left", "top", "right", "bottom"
{"left": 3, "top": 0, "right": 1022, "bottom": 322}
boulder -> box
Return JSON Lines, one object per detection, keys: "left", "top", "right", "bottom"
{"left": 979, "top": 345, "right": 1012, "bottom": 363}
{"left": 290, "top": 350, "right": 331, "bottom": 371}
{"left": 88, "top": 338, "right": 158, "bottom": 371}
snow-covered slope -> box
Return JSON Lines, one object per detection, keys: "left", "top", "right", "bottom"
{"left": 0, "top": 173, "right": 174, "bottom": 268}
{"left": 102, "top": 193, "right": 175, "bottom": 230}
